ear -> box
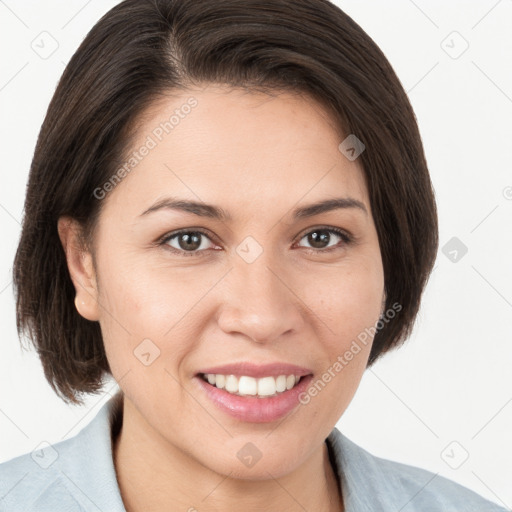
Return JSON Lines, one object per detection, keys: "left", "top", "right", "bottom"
{"left": 57, "top": 216, "right": 100, "bottom": 321}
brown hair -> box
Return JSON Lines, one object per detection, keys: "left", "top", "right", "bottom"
{"left": 13, "top": 0, "right": 438, "bottom": 405}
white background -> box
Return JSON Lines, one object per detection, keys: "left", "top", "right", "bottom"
{"left": 0, "top": 0, "right": 511, "bottom": 508}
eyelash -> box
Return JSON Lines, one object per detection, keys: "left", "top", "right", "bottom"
{"left": 157, "top": 226, "right": 353, "bottom": 257}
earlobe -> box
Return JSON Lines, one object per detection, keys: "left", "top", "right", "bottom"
{"left": 57, "top": 216, "right": 100, "bottom": 321}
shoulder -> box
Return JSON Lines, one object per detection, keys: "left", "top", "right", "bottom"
{"left": 0, "top": 393, "right": 125, "bottom": 512}
{"left": 327, "top": 428, "right": 508, "bottom": 512}
{"left": 0, "top": 434, "right": 87, "bottom": 511}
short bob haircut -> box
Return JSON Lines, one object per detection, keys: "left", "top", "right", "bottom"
{"left": 13, "top": 0, "right": 438, "bottom": 406}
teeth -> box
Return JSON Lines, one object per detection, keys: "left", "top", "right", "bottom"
{"left": 258, "top": 377, "right": 276, "bottom": 396}
{"left": 239, "top": 376, "right": 258, "bottom": 395}
{"left": 202, "top": 373, "right": 303, "bottom": 397}
{"left": 276, "top": 375, "right": 287, "bottom": 392}
{"left": 216, "top": 374, "right": 225, "bottom": 389}
{"left": 225, "top": 375, "right": 238, "bottom": 393}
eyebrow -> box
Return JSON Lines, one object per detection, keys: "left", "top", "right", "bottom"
{"left": 139, "top": 196, "right": 368, "bottom": 221}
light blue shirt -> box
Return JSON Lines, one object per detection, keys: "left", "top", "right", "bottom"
{"left": 0, "top": 391, "right": 507, "bottom": 511}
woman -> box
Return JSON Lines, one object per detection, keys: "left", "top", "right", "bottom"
{"left": 0, "top": 0, "right": 506, "bottom": 510}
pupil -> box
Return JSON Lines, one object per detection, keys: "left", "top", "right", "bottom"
{"left": 180, "top": 233, "right": 201, "bottom": 251}
{"left": 309, "top": 230, "right": 329, "bottom": 248}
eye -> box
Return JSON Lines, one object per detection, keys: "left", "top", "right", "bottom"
{"left": 157, "top": 226, "right": 353, "bottom": 257}
{"left": 159, "top": 229, "right": 217, "bottom": 257}
{"left": 295, "top": 227, "right": 352, "bottom": 253}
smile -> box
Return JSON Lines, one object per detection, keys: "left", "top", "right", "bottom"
{"left": 200, "top": 373, "right": 302, "bottom": 398}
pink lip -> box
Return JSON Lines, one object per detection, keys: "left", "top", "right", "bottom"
{"left": 196, "top": 362, "right": 312, "bottom": 378}
{"left": 195, "top": 373, "right": 314, "bottom": 423}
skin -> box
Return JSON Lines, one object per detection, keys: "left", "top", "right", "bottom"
{"left": 58, "top": 84, "right": 385, "bottom": 512}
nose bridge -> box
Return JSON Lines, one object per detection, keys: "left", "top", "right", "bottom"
{"left": 217, "top": 242, "right": 303, "bottom": 343}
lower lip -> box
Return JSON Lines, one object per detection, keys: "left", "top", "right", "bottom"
{"left": 195, "top": 374, "right": 314, "bottom": 423}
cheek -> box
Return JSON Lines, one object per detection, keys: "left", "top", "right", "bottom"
{"left": 300, "top": 264, "right": 382, "bottom": 419}
{"left": 97, "top": 257, "right": 182, "bottom": 329}
{"left": 96, "top": 255, "right": 210, "bottom": 375}
{"left": 97, "top": 262, "right": 195, "bottom": 409}
{"left": 307, "top": 260, "right": 383, "bottom": 341}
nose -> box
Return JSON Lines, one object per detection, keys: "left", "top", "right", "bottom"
{"left": 216, "top": 252, "right": 305, "bottom": 345}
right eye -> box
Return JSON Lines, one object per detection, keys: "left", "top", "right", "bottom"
{"left": 159, "top": 229, "right": 218, "bottom": 257}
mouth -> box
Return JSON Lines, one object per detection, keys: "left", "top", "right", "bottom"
{"left": 199, "top": 372, "right": 306, "bottom": 398}
{"left": 193, "top": 362, "right": 314, "bottom": 422}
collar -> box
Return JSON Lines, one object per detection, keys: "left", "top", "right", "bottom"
{"left": 11, "top": 391, "right": 491, "bottom": 512}
{"left": 58, "top": 392, "right": 362, "bottom": 511}
{"left": 46, "top": 392, "right": 387, "bottom": 511}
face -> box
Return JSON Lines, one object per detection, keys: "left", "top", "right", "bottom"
{"left": 68, "top": 85, "right": 385, "bottom": 479}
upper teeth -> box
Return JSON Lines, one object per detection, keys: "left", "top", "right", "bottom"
{"left": 203, "top": 374, "right": 301, "bottom": 397}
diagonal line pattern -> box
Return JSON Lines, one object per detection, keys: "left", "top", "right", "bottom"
{"left": 471, "top": 470, "right": 510, "bottom": 509}
{"left": 163, "top": 368, "right": 234, "bottom": 437}
{"left": 0, "top": 62, "right": 29, "bottom": 92}
{"left": 264, "top": 396, "right": 303, "bottom": 438}
{"left": 61, "top": 0, "right": 93, "bottom": 30}
{"left": 266, "top": 164, "right": 337, "bottom": 234}
{"left": 0, "top": 280, "right": 12, "bottom": 295}
{"left": 200, "top": 470, "right": 234, "bottom": 502}
{"left": 471, "top": 397, "right": 512, "bottom": 440}
{"left": 0, "top": 408, "right": 29, "bottom": 438}
{"left": 60, "top": 469, "right": 104, "bottom": 511}
{"left": 61, "top": 371, "right": 131, "bottom": 439}
{"left": 164, "top": 162, "right": 236, "bottom": 237}
{"left": 265, "top": 266, "right": 336, "bottom": 336}
{"left": 370, "top": 369, "right": 439, "bottom": 438}
{"left": 471, "top": 0, "right": 503, "bottom": 30}
{"left": 0, "top": 472, "right": 29, "bottom": 502}
{"left": 0, "top": 0, "right": 29, "bottom": 28}
{"left": 398, "top": 472, "right": 439, "bottom": 511}
{"left": 470, "top": 205, "right": 499, "bottom": 233}
{"left": 163, "top": 268, "right": 233, "bottom": 337}
{"left": 0, "top": 203, "right": 21, "bottom": 225}
{"left": 472, "top": 61, "right": 512, "bottom": 104}
{"left": 471, "top": 266, "right": 512, "bottom": 309}
{"left": 407, "top": 62, "right": 439, "bottom": 95}
{"left": 407, "top": 0, "right": 439, "bottom": 28}
{"left": 265, "top": 471, "right": 308, "bottom": 511}
{"left": 75, "top": 279, "right": 132, "bottom": 337}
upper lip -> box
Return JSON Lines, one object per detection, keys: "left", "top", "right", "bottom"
{"left": 197, "top": 362, "right": 313, "bottom": 378}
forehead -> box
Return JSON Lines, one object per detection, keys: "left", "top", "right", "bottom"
{"left": 103, "top": 85, "right": 370, "bottom": 221}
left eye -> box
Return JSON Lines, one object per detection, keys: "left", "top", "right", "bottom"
{"left": 296, "top": 227, "right": 351, "bottom": 251}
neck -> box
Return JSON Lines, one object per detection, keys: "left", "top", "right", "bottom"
{"left": 112, "top": 396, "right": 343, "bottom": 512}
